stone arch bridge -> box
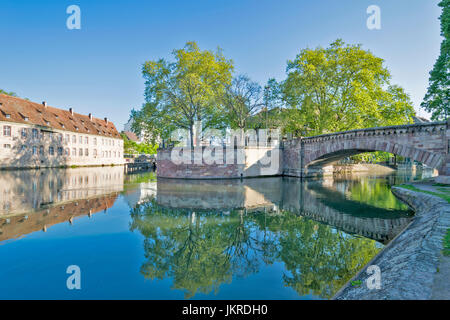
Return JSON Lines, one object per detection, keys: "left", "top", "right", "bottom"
{"left": 282, "top": 120, "right": 450, "bottom": 178}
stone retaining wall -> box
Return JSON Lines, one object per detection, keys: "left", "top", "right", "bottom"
{"left": 157, "top": 146, "right": 282, "bottom": 179}
{"left": 333, "top": 187, "right": 450, "bottom": 300}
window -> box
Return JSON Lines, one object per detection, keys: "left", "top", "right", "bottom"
{"left": 58, "top": 134, "right": 63, "bottom": 142}
{"left": 21, "top": 145, "right": 26, "bottom": 152}
{"left": 3, "top": 144, "right": 11, "bottom": 149}
{"left": 57, "top": 147, "right": 63, "bottom": 156}
{"left": 32, "top": 146, "right": 37, "bottom": 155}
{"left": 72, "top": 135, "right": 76, "bottom": 143}
{"left": 85, "top": 148, "right": 89, "bottom": 156}
{"left": 85, "top": 137, "right": 88, "bottom": 144}
{"left": 39, "top": 146, "right": 44, "bottom": 156}
{"left": 65, "top": 148, "right": 70, "bottom": 156}
{"left": 49, "top": 147, "right": 54, "bottom": 156}
{"left": 21, "top": 128, "right": 27, "bottom": 138}
{"left": 72, "top": 148, "right": 76, "bottom": 156}
{"left": 93, "top": 149, "right": 97, "bottom": 157}
{"left": 3, "top": 126, "right": 11, "bottom": 137}
{"left": 79, "top": 136, "right": 83, "bottom": 144}
{"left": 79, "top": 148, "right": 83, "bottom": 156}
{"left": 32, "top": 129, "right": 38, "bottom": 139}
{"left": 65, "top": 134, "right": 70, "bottom": 143}
{"left": 93, "top": 138, "right": 97, "bottom": 145}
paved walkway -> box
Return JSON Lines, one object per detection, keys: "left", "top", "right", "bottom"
{"left": 413, "top": 181, "right": 450, "bottom": 299}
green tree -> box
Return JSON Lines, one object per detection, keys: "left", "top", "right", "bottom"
{"left": 222, "top": 75, "right": 264, "bottom": 142}
{"left": 280, "top": 39, "right": 415, "bottom": 136}
{"left": 133, "top": 42, "right": 234, "bottom": 147}
{"left": 421, "top": 0, "right": 450, "bottom": 121}
{"left": 0, "top": 89, "right": 17, "bottom": 96}
{"left": 121, "top": 133, "right": 158, "bottom": 155}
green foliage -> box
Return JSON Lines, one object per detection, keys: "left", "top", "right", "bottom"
{"left": 0, "top": 89, "right": 17, "bottom": 96}
{"left": 132, "top": 42, "right": 234, "bottom": 146}
{"left": 121, "top": 133, "right": 158, "bottom": 155}
{"left": 278, "top": 39, "right": 415, "bottom": 136}
{"left": 397, "top": 184, "right": 450, "bottom": 203}
{"left": 421, "top": 0, "right": 450, "bottom": 121}
{"left": 444, "top": 229, "right": 450, "bottom": 256}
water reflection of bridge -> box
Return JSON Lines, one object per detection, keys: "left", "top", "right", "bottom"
{"left": 155, "top": 176, "right": 413, "bottom": 243}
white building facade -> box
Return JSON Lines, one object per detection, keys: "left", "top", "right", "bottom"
{"left": 0, "top": 94, "right": 124, "bottom": 168}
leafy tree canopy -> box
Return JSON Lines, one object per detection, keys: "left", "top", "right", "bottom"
{"left": 132, "top": 42, "right": 234, "bottom": 146}
{"left": 421, "top": 0, "right": 450, "bottom": 121}
{"left": 270, "top": 39, "right": 415, "bottom": 136}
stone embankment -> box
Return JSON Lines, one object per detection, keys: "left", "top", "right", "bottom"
{"left": 333, "top": 182, "right": 450, "bottom": 300}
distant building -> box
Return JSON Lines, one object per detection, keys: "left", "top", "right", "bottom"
{"left": 124, "top": 117, "right": 159, "bottom": 143}
{"left": 124, "top": 118, "right": 144, "bottom": 142}
{"left": 122, "top": 130, "right": 140, "bottom": 143}
{"left": 412, "top": 116, "right": 430, "bottom": 124}
{"left": 0, "top": 94, "right": 124, "bottom": 168}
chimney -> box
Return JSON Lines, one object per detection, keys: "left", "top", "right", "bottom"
{"left": 89, "top": 113, "right": 93, "bottom": 121}
{"left": 69, "top": 108, "right": 74, "bottom": 115}
{"left": 104, "top": 117, "right": 108, "bottom": 124}
{"left": 42, "top": 101, "right": 47, "bottom": 108}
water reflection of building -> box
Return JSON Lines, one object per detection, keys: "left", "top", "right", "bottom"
{"left": 0, "top": 166, "right": 124, "bottom": 216}
{"left": 154, "top": 175, "right": 413, "bottom": 244}
{"left": 0, "top": 193, "right": 118, "bottom": 242}
{"left": 123, "top": 181, "right": 157, "bottom": 208}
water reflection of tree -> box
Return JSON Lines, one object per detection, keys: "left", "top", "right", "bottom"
{"left": 251, "top": 213, "right": 380, "bottom": 298}
{"left": 130, "top": 201, "right": 380, "bottom": 299}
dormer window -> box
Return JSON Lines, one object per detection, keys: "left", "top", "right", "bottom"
{"left": 24, "top": 117, "right": 29, "bottom": 121}
{"left": 75, "top": 126, "right": 79, "bottom": 131}
{"left": 45, "top": 121, "right": 50, "bottom": 126}
{"left": 5, "top": 114, "right": 10, "bottom": 119}
{"left": 60, "top": 123, "right": 65, "bottom": 128}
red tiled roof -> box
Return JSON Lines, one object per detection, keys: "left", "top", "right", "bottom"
{"left": 122, "top": 131, "right": 139, "bottom": 142}
{"left": 0, "top": 94, "right": 121, "bottom": 138}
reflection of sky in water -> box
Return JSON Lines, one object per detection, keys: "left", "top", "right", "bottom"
{"left": 0, "top": 168, "right": 423, "bottom": 299}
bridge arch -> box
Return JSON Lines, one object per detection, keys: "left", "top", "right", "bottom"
{"left": 282, "top": 121, "right": 449, "bottom": 177}
{"left": 304, "top": 140, "right": 444, "bottom": 170}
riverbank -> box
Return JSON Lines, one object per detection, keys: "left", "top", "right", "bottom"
{"left": 333, "top": 179, "right": 450, "bottom": 299}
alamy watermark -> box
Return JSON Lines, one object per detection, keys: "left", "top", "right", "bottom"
{"left": 167, "top": 121, "right": 281, "bottom": 175}
{"left": 66, "top": 265, "right": 81, "bottom": 290}
{"left": 367, "top": 5, "right": 381, "bottom": 30}
{"left": 351, "top": 264, "right": 382, "bottom": 290}
{"left": 66, "top": 5, "right": 81, "bottom": 30}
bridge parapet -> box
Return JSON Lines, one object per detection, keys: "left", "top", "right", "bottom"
{"left": 301, "top": 121, "right": 447, "bottom": 144}
{"left": 282, "top": 120, "right": 449, "bottom": 178}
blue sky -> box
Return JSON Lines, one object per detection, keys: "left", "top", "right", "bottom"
{"left": 0, "top": 0, "right": 443, "bottom": 130}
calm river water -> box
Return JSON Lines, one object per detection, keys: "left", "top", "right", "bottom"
{"left": 0, "top": 167, "right": 431, "bottom": 299}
